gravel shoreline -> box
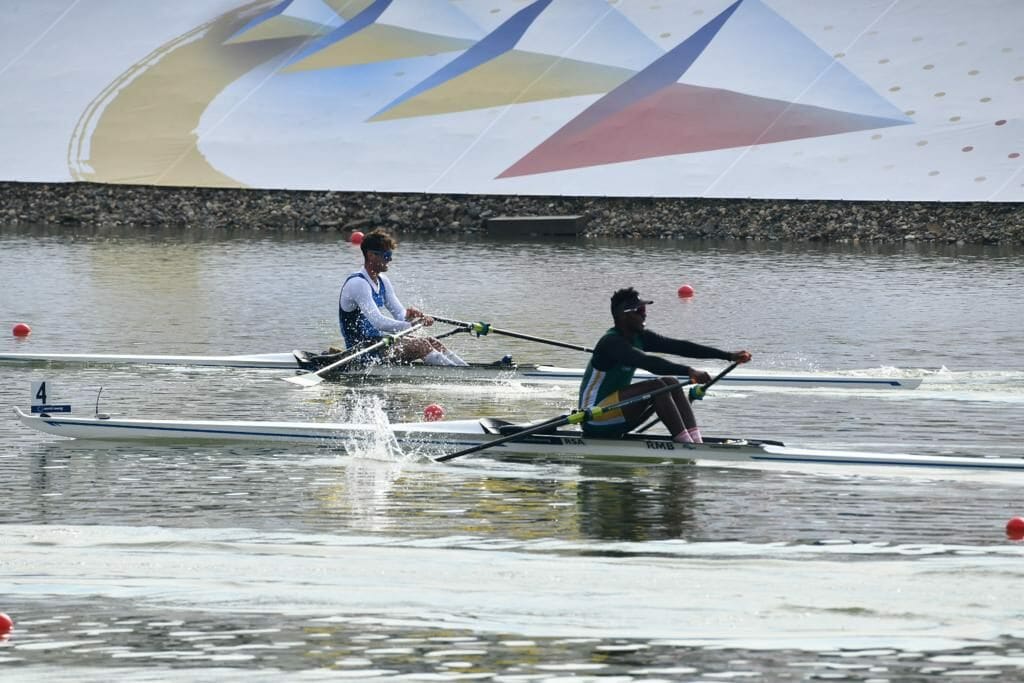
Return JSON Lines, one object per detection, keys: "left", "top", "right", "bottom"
{"left": 2, "top": 181, "right": 1022, "bottom": 244}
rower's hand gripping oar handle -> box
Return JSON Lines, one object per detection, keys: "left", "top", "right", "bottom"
{"left": 688, "top": 362, "right": 739, "bottom": 401}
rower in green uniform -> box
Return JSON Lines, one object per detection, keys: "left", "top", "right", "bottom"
{"left": 578, "top": 287, "right": 752, "bottom": 443}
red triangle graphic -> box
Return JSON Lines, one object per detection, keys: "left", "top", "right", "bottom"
{"left": 499, "top": 82, "right": 908, "bottom": 178}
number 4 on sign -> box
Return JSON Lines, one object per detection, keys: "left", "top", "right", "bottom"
{"left": 32, "top": 381, "right": 49, "bottom": 406}
{"left": 30, "top": 381, "right": 72, "bottom": 414}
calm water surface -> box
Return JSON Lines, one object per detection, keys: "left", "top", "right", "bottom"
{"left": 2, "top": 226, "right": 1024, "bottom": 681}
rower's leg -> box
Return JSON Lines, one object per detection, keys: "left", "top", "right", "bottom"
{"left": 617, "top": 379, "right": 687, "bottom": 440}
{"left": 424, "top": 337, "right": 468, "bottom": 366}
{"left": 390, "top": 338, "right": 443, "bottom": 364}
{"left": 442, "top": 351, "right": 468, "bottom": 366}
{"left": 669, "top": 385, "right": 702, "bottom": 443}
{"left": 423, "top": 350, "right": 457, "bottom": 365}
{"left": 624, "top": 378, "right": 697, "bottom": 442}
{"left": 653, "top": 378, "right": 699, "bottom": 443}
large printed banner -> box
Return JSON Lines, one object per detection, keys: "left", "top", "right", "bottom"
{"left": 1, "top": 0, "right": 1021, "bottom": 201}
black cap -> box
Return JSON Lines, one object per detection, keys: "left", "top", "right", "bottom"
{"left": 611, "top": 292, "right": 653, "bottom": 317}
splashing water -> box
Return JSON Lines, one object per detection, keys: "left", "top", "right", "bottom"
{"left": 323, "top": 392, "right": 412, "bottom": 462}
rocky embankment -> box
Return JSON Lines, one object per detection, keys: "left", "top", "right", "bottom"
{"left": 2, "top": 181, "right": 1022, "bottom": 244}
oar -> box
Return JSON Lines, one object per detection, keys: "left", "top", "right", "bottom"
{"left": 634, "top": 362, "right": 740, "bottom": 433}
{"left": 690, "top": 361, "right": 739, "bottom": 399}
{"left": 428, "top": 315, "right": 593, "bottom": 353}
{"left": 283, "top": 324, "right": 423, "bottom": 387}
{"left": 433, "top": 326, "right": 469, "bottom": 341}
{"left": 435, "top": 363, "right": 738, "bottom": 463}
{"left": 305, "top": 324, "right": 465, "bottom": 369}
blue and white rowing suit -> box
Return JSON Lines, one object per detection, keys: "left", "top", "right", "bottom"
{"left": 338, "top": 268, "right": 411, "bottom": 350}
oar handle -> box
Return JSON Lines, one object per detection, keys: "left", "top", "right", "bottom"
{"left": 689, "top": 362, "right": 739, "bottom": 400}
{"left": 429, "top": 315, "right": 593, "bottom": 353}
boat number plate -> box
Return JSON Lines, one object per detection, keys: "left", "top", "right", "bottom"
{"left": 30, "top": 380, "right": 72, "bottom": 414}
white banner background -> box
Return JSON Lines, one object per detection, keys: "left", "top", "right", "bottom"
{"left": 0, "top": 0, "right": 1021, "bottom": 201}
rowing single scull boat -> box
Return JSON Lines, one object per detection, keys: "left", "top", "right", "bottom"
{"left": 13, "top": 407, "right": 1022, "bottom": 471}
{"left": 0, "top": 351, "right": 303, "bottom": 368}
{"left": 0, "top": 351, "right": 922, "bottom": 390}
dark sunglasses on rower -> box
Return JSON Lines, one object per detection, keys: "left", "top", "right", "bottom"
{"left": 369, "top": 249, "right": 393, "bottom": 262}
{"left": 624, "top": 304, "right": 646, "bottom": 314}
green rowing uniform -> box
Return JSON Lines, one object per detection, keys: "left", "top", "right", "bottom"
{"left": 578, "top": 327, "right": 733, "bottom": 436}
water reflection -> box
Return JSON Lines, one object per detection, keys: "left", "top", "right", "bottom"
{"left": 4, "top": 596, "right": 1023, "bottom": 680}
{"left": 576, "top": 465, "right": 700, "bottom": 541}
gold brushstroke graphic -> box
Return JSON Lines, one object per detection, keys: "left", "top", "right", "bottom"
{"left": 325, "top": 0, "right": 376, "bottom": 20}
{"left": 225, "top": 15, "right": 335, "bottom": 44}
{"left": 371, "top": 51, "right": 635, "bottom": 122}
{"left": 68, "top": 1, "right": 305, "bottom": 188}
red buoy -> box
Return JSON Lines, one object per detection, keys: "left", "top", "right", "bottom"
{"left": 423, "top": 404, "right": 445, "bottom": 422}
{"left": 350, "top": 231, "right": 364, "bottom": 245}
{"left": 0, "top": 612, "right": 13, "bottom": 636}
{"left": 1007, "top": 517, "right": 1024, "bottom": 540}
{"left": 12, "top": 322, "right": 31, "bottom": 337}
{"left": 677, "top": 284, "right": 695, "bottom": 298}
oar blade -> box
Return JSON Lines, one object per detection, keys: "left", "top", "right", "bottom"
{"left": 282, "top": 372, "right": 325, "bottom": 387}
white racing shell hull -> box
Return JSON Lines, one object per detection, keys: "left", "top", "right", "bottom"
{"left": 0, "top": 351, "right": 301, "bottom": 369}
{"left": 0, "top": 352, "right": 922, "bottom": 390}
{"left": 14, "top": 408, "right": 1023, "bottom": 471}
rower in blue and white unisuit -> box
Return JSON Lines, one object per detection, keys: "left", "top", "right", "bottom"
{"left": 578, "top": 287, "right": 751, "bottom": 443}
{"left": 339, "top": 229, "right": 467, "bottom": 366}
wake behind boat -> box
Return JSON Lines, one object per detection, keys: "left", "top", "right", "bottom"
{"left": 13, "top": 407, "right": 1023, "bottom": 472}
{"left": 0, "top": 350, "right": 923, "bottom": 390}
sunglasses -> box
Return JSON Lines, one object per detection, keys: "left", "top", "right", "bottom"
{"left": 368, "top": 249, "right": 393, "bottom": 262}
{"left": 624, "top": 304, "right": 646, "bottom": 314}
